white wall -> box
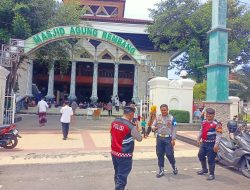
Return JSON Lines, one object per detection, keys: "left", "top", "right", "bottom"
{"left": 148, "top": 77, "right": 195, "bottom": 123}
{"left": 229, "top": 96, "right": 240, "bottom": 120}
{"left": 0, "top": 66, "right": 10, "bottom": 125}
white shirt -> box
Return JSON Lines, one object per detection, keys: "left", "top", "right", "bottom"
{"left": 122, "top": 101, "right": 126, "bottom": 107}
{"left": 37, "top": 100, "right": 48, "bottom": 113}
{"left": 115, "top": 100, "right": 120, "bottom": 106}
{"left": 60, "top": 105, "right": 73, "bottom": 123}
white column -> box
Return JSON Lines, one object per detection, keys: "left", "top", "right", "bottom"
{"left": 132, "top": 64, "right": 139, "bottom": 104}
{"left": 112, "top": 62, "right": 119, "bottom": 100}
{"left": 229, "top": 96, "right": 240, "bottom": 120}
{"left": 25, "top": 59, "right": 33, "bottom": 97}
{"left": 45, "top": 63, "right": 55, "bottom": 100}
{"left": 68, "top": 61, "right": 77, "bottom": 101}
{"left": 90, "top": 61, "right": 98, "bottom": 103}
{"left": 0, "top": 66, "right": 9, "bottom": 125}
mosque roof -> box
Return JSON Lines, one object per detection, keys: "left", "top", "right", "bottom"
{"left": 81, "top": 15, "right": 153, "bottom": 24}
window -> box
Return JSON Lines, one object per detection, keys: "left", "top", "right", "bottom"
{"left": 121, "top": 55, "right": 131, "bottom": 61}
{"left": 102, "top": 53, "right": 112, "bottom": 59}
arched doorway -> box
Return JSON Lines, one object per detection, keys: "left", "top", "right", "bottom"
{"left": 23, "top": 25, "right": 145, "bottom": 104}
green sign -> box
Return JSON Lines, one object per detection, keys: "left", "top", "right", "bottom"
{"left": 24, "top": 26, "right": 142, "bottom": 62}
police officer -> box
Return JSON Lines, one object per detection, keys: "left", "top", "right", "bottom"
{"left": 197, "top": 108, "right": 222, "bottom": 180}
{"left": 110, "top": 106, "right": 142, "bottom": 190}
{"left": 152, "top": 104, "right": 178, "bottom": 178}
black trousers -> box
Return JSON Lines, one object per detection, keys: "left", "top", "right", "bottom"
{"left": 61, "top": 122, "right": 69, "bottom": 138}
{"left": 156, "top": 137, "right": 176, "bottom": 168}
{"left": 108, "top": 110, "right": 112, "bottom": 116}
{"left": 198, "top": 142, "right": 217, "bottom": 175}
{"left": 112, "top": 155, "right": 132, "bottom": 190}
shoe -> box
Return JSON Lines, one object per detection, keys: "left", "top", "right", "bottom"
{"left": 197, "top": 169, "right": 208, "bottom": 175}
{"left": 173, "top": 167, "right": 178, "bottom": 175}
{"left": 207, "top": 175, "right": 215, "bottom": 180}
{"left": 156, "top": 168, "right": 164, "bottom": 178}
{"left": 63, "top": 138, "right": 67, "bottom": 140}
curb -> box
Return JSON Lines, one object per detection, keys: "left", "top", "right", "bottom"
{"left": 176, "top": 134, "right": 197, "bottom": 147}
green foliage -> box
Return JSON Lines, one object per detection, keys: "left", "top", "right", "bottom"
{"left": 35, "top": 42, "right": 70, "bottom": 73}
{"left": 0, "top": 0, "right": 15, "bottom": 31}
{"left": 48, "top": 1, "right": 85, "bottom": 27}
{"left": 148, "top": 0, "right": 250, "bottom": 82}
{"left": 232, "top": 65, "right": 250, "bottom": 100}
{"left": 0, "top": 0, "right": 86, "bottom": 94}
{"left": 35, "top": 1, "right": 85, "bottom": 70}
{"left": 193, "top": 81, "right": 206, "bottom": 101}
{"left": 12, "top": 14, "right": 32, "bottom": 39}
{"left": 0, "top": 28, "right": 10, "bottom": 44}
{"left": 169, "top": 110, "right": 190, "bottom": 123}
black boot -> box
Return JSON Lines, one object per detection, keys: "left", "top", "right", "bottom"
{"left": 156, "top": 167, "right": 164, "bottom": 178}
{"left": 207, "top": 164, "right": 215, "bottom": 180}
{"left": 197, "top": 160, "right": 208, "bottom": 175}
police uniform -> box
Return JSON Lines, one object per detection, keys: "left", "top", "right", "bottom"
{"left": 152, "top": 113, "right": 178, "bottom": 177}
{"left": 197, "top": 108, "right": 222, "bottom": 180}
{"left": 110, "top": 106, "right": 142, "bottom": 190}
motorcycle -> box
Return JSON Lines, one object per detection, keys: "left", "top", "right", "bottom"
{"left": 0, "top": 123, "right": 21, "bottom": 149}
{"left": 217, "top": 120, "right": 250, "bottom": 178}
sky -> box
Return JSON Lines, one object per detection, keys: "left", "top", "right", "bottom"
{"left": 124, "top": 0, "right": 160, "bottom": 20}
{"left": 124, "top": 0, "right": 250, "bottom": 20}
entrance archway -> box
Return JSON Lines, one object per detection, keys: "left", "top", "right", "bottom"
{"left": 24, "top": 25, "right": 144, "bottom": 64}
{"left": 22, "top": 25, "right": 145, "bottom": 103}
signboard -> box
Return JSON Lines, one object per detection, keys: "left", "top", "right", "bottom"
{"left": 24, "top": 26, "right": 143, "bottom": 63}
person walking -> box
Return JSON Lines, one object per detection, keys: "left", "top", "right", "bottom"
{"left": 60, "top": 101, "right": 73, "bottom": 140}
{"left": 115, "top": 98, "right": 120, "bottom": 112}
{"left": 37, "top": 97, "right": 49, "bottom": 127}
{"left": 197, "top": 108, "right": 223, "bottom": 180}
{"left": 122, "top": 100, "right": 126, "bottom": 109}
{"left": 110, "top": 106, "right": 142, "bottom": 190}
{"left": 107, "top": 101, "right": 113, "bottom": 116}
{"left": 151, "top": 104, "right": 178, "bottom": 178}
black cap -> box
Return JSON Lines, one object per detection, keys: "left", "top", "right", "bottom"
{"left": 124, "top": 106, "right": 135, "bottom": 114}
{"left": 206, "top": 108, "right": 215, "bottom": 114}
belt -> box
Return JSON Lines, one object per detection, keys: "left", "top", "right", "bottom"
{"left": 158, "top": 134, "right": 171, "bottom": 138}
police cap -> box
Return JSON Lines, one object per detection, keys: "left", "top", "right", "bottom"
{"left": 206, "top": 108, "right": 215, "bottom": 114}
{"left": 124, "top": 106, "right": 135, "bottom": 114}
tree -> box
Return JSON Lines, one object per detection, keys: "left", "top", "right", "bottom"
{"left": 0, "top": 0, "right": 85, "bottom": 94}
{"left": 193, "top": 81, "right": 206, "bottom": 101}
{"left": 0, "top": 0, "right": 57, "bottom": 42}
{"left": 148, "top": 0, "right": 250, "bottom": 82}
{"left": 12, "top": 14, "right": 32, "bottom": 39}
{"left": 35, "top": 1, "right": 85, "bottom": 73}
{"left": 232, "top": 65, "right": 250, "bottom": 100}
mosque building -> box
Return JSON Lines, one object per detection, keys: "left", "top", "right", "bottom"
{"left": 21, "top": 0, "right": 171, "bottom": 104}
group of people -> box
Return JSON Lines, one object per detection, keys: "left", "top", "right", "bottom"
{"left": 38, "top": 97, "right": 222, "bottom": 190}
{"left": 37, "top": 97, "right": 74, "bottom": 140}
{"left": 110, "top": 104, "right": 223, "bottom": 190}
{"left": 193, "top": 107, "right": 206, "bottom": 122}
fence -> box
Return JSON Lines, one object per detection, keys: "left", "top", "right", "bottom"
{"left": 3, "top": 94, "right": 16, "bottom": 125}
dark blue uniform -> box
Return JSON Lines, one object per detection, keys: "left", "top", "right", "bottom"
{"left": 197, "top": 118, "right": 222, "bottom": 180}
{"left": 152, "top": 114, "right": 178, "bottom": 177}
{"left": 110, "top": 117, "right": 142, "bottom": 190}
